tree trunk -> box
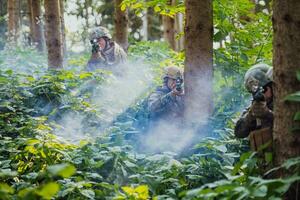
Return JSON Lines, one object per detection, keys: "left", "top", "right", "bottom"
{"left": 7, "top": 0, "right": 19, "bottom": 43}
{"left": 31, "top": 0, "right": 44, "bottom": 51}
{"left": 60, "top": 0, "right": 67, "bottom": 58}
{"left": 174, "top": 12, "right": 184, "bottom": 51}
{"left": 0, "top": 0, "right": 7, "bottom": 49}
{"left": 27, "top": 0, "right": 33, "bottom": 45}
{"left": 184, "top": 0, "right": 213, "bottom": 126}
{"left": 273, "top": 0, "right": 300, "bottom": 198}
{"left": 142, "top": 10, "right": 148, "bottom": 40}
{"left": 114, "top": 0, "right": 128, "bottom": 51}
{"left": 162, "top": 0, "right": 175, "bottom": 50}
{"left": 147, "top": 8, "right": 153, "bottom": 40}
{"left": 44, "top": 0, "right": 63, "bottom": 69}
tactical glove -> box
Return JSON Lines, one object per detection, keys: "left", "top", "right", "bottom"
{"left": 250, "top": 101, "right": 272, "bottom": 119}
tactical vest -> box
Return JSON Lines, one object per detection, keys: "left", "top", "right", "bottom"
{"left": 249, "top": 126, "right": 273, "bottom": 173}
{"left": 249, "top": 127, "right": 273, "bottom": 153}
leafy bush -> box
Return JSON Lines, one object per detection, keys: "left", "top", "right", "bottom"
{"left": 0, "top": 41, "right": 299, "bottom": 200}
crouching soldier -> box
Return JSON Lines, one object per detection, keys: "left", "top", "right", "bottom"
{"left": 86, "top": 26, "right": 127, "bottom": 72}
{"left": 235, "top": 64, "right": 273, "bottom": 156}
{"left": 139, "top": 66, "right": 184, "bottom": 152}
{"left": 148, "top": 66, "right": 184, "bottom": 123}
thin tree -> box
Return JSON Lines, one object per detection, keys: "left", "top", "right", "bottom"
{"left": 27, "top": 0, "right": 33, "bottom": 45}
{"left": 44, "top": 0, "right": 63, "bottom": 69}
{"left": 184, "top": 0, "right": 213, "bottom": 126}
{"left": 7, "top": 0, "right": 19, "bottom": 43}
{"left": 31, "top": 0, "right": 44, "bottom": 51}
{"left": 273, "top": 0, "right": 300, "bottom": 198}
{"left": 0, "top": 0, "right": 8, "bottom": 49}
{"left": 60, "top": 0, "right": 67, "bottom": 58}
{"left": 114, "top": 0, "right": 128, "bottom": 51}
{"left": 162, "top": 0, "right": 175, "bottom": 50}
{"left": 174, "top": 12, "right": 184, "bottom": 51}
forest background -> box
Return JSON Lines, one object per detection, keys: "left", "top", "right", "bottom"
{"left": 0, "top": 0, "right": 299, "bottom": 199}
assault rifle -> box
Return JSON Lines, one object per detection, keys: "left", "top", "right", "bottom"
{"left": 90, "top": 39, "right": 99, "bottom": 53}
{"left": 252, "top": 86, "right": 265, "bottom": 102}
{"left": 176, "top": 75, "right": 183, "bottom": 92}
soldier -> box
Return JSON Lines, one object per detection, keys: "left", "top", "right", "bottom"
{"left": 235, "top": 63, "right": 273, "bottom": 152}
{"left": 86, "top": 26, "right": 127, "bottom": 72}
{"left": 148, "top": 66, "right": 184, "bottom": 123}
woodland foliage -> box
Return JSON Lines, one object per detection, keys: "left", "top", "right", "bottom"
{"left": 0, "top": 41, "right": 299, "bottom": 199}
{"left": 0, "top": 0, "right": 299, "bottom": 199}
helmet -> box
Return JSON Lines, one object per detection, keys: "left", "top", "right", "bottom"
{"left": 163, "top": 66, "right": 183, "bottom": 80}
{"left": 244, "top": 63, "right": 273, "bottom": 93}
{"left": 89, "top": 27, "right": 112, "bottom": 41}
{"left": 266, "top": 67, "right": 273, "bottom": 81}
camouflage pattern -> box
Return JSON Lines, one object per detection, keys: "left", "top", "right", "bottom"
{"left": 235, "top": 64, "right": 273, "bottom": 138}
{"left": 148, "top": 85, "right": 184, "bottom": 122}
{"left": 163, "top": 66, "right": 183, "bottom": 80}
{"left": 234, "top": 100, "right": 273, "bottom": 138}
{"left": 86, "top": 41, "right": 127, "bottom": 72}
{"left": 89, "top": 27, "right": 112, "bottom": 40}
{"left": 244, "top": 63, "right": 272, "bottom": 93}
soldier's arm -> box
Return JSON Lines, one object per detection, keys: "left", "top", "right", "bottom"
{"left": 234, "top": 108, "right": 256, "bottom": 138}
{"left": 148, "top": 91, "right": 176, "bottom": 115}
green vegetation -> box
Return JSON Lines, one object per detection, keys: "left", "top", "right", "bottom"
{"left": 0, "top": 41, "right": 299, "bottom": 199}
{"left": 1, "top": 0, "right": 299, "bottom": 199}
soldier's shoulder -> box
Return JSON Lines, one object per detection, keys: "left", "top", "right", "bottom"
{"left": 148, "top": 87, "right": 166, "bottom": 98}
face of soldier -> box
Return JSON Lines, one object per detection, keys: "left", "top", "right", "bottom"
{"left": 264, "top": 86, "right": 273, "bottom": 102}
{"left": 167, "top": 78, "right": 176, "bottom": 90}
{"left": 98, "top": 38, "right": 106, "bottom": 51}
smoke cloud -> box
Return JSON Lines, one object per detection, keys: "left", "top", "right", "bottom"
{"left": 55, "top": 60, "right": 155, "bottom": 143}
{"left": 139, "top": 121, "right": 196, "bottom": 153}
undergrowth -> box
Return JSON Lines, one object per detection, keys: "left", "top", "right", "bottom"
{"left": 0, "top": 42, "right": 299, "bottom": 200}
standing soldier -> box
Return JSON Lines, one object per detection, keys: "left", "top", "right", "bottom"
{"left": 86, "top": 26, "right": 127, "bottom": 72}
{"left": 235, "top": 63, "right": 273, "bottom": 153}
{"left": 148, "top": 66, "right": 184, "bottom": 123}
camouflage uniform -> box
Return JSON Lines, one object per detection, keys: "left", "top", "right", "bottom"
{"left": 148, "top": 67, "right": 184, "bottom": 122}
{"left": 235, "top": 101, "right": 273, "bottom": 138}
{"left": 86, "top": 27, "right": 127, "bottom": 72}
{"left": 234, "top": 64, "right": 273, "bottom": 138}
{"left": 148, "top": 85, "right": 184, "bottom": 122}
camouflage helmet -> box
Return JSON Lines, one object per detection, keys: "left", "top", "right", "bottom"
{"left": 266, "top": 67, "right": 273, "bottom": 81}
{"left": 89, "top": 27, "right": 112, "bottom": 40}
{"left": 244, "top": 63, "right": 273, "bottom": 93}
{"left": 163, "top": 66, "right": 183, "bottom": 80}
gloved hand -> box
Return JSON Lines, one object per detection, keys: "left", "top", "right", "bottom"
{"left": 170, "top": 82, "right": 184, "bottom": 96}
{"left": 250, "top": 101, "right": 272, "bottom": 119}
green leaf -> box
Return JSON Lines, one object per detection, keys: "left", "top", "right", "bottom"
{"left": 79, "top": 72, "right": 92, "bottom": 79}
{"left": 80, "top": 189, "right": 95, "bottom": 199}
{"left": 47, "top": 163, "right": 76, "bottom": 178}
{"left": 264, "top": 152, "right": 273, "bottom": 163}
{"left": 37, "top": 182, "right": 59, "bottom": 200}
{"left": 284, "top": 92, "right": 300, "bottom": 102}
{"left": 214, "top": 31, "right": 224, "bottom": 42}
{"left": 294, "top": 112, "right": 300, "bottom": 121}
{"left": 0, "top": 183, "right": 14, "bottom": 194}
{"left": 0, "top": 77, "right": 8, "bottom": 83}
{"left": 154, "top": 5, "right": 161, "bottom": 13}
{"left": 5, "top": 69, "right": 13, "bottom": 75}
{"left": 240, "top": 53, "right": 248, "bottom": 62}
{"left": 215, "top": 145, "right": 227, "bottom": 153}
{"left": 0, "top": 169, "right": 17, "bottom": 178}
{"left": 252, "top": 185, "right": 267, "bottom": 197}
{"left": 120, "top": 4, "right": 127, "bottom": 11}
{"left": 297, "top": 71, "right": 300, "bottom": 81}
{"left": 282, "top": 157, "right": 300, "bottom": 170}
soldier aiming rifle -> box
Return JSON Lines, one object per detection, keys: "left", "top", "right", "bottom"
{"left": 148, "top": 66, "right": 184, "bottom": 122}
{"left": 86, "top": 27, "right": 127, "bottom": 72}
{"left": 235, "top": 63, "right": 273, "bottom": 155}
